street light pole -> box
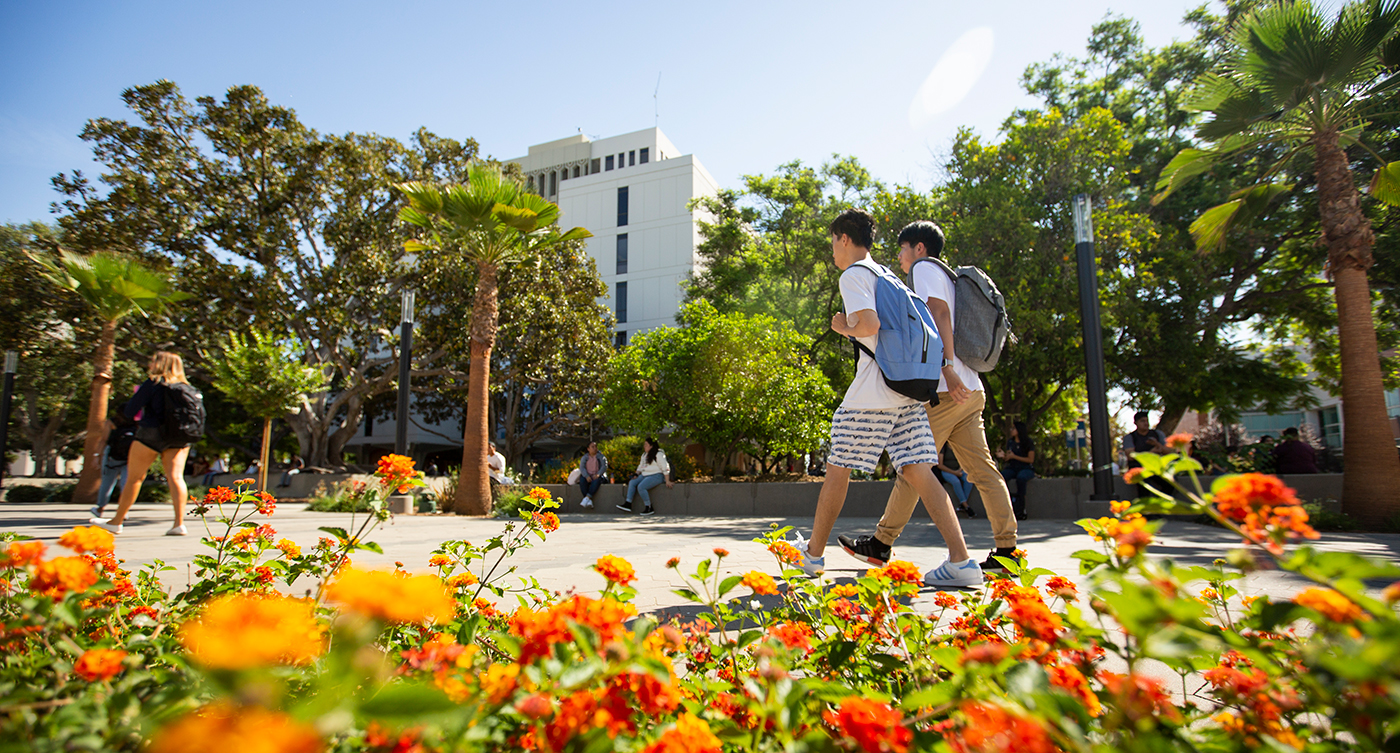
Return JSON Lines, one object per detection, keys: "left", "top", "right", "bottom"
{"left": 1072, "top": 195, "right": 1114, "bottom": 500}
{"left": 0, "top": 352, "right": 17, "bottom": 488}
{"left": 395, "top": 290, "right": 415, "bottom": 457}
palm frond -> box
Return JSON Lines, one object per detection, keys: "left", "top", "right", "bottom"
{"left": 1190, "top": 182, "right": 1294, "bottom": 251}
{"left": 1370, "top": 161, "right": 1400, "bottom": 205}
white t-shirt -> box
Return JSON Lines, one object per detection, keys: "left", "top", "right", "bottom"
{"left": 911, "top": 259, "right": 981, "bottom": 394}
{"left": 838, "top": 260, "right": 920, "bottom": 410}
{"left": 488, "top": 451, "right": 509, "bottom": 483}
{"left": 636, "top": 450, "right": 671, "bottom": 477}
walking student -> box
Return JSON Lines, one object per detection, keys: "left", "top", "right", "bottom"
{"left": 618, "top": 437, "right": 671, "bottom": 516}
{"left": 577, "top": 441, "right": 608, "bottom": 509}
{"left": 90, "top": 406, "right": 138, "bottom": 518}
{"left": 836, "top": 220, "right": 1018, "bottom": 573}
{"left": 90, "top": 351, "right": 204, "bottom": 536}
{"left": 797, "top": 210, "right": 980, "bottom": 588}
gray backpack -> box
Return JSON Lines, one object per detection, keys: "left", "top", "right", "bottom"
{"left": 912, "top": 257, "right": 1013, "bottom": 372}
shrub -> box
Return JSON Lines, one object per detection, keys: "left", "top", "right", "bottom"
{"left": 599, "top": 435, "right": 697, "bottom": 481}
{"left": 307, "top": 479, "right": 379, "bottom": 513}
{"left": 4, "top": 485, "right": 48, "bottom": 504}
{"left": 4, "top": 450, "right": 1400, "bottom": 752}
{"left": 1302, "top": 500, "right": 1359, "bottom": 531}
{"left": 491, "top": 486, "right": 538, "bottom": 518}
{"left": 426, "top": 470, "right": 459, "bottom": 514}
{"left": 43, "top": 482, "right": 77, "bottom": 503}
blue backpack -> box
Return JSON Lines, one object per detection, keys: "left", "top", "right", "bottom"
{"left": 847, "top": 259, "right": 943, "bottom": 404}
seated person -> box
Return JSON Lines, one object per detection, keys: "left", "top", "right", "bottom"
{"left": 936, "top": 444, "right": 975, "bottom": 518}
{"left": 1272, "top": 427, "right": 1319, "bottom": 474}
{"left": 488, "top": 442, "right": 513, "bottom": 485}
{"left": 996, "top": 421, "right": 1035, "bottom": 521}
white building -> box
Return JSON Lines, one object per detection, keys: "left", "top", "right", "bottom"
{"left": 507, "top": 127, "right": 719, "bottom": 344}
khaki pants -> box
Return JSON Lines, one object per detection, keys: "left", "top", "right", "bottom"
{"left": 875, "top": 390, "right": 1017, "bottom": 549}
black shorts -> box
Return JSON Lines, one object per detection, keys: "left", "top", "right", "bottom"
{"left": 135, "top": 425, "right": 190, "bottom": 454}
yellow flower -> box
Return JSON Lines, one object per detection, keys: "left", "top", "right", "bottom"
{"left": 179, "top": 594, "right": 325, "bottom": 668}
{"left": 275, "top": 539, "right": 301, "bottom": 558}
{"left": 429, "top": 554, "right": 450, "bottom": 567}
{"left": 58, "top": 526, "right": 115, "bottom": 555}
{"left": 479, "top": 662, "right": 521, "bottom": 704}
{"left": 741, "top": 571, "right": 778, "bottom": 595}
{"left": 447, "top": 571, "right": 479, "bottom": 589}
{"left": 594, "top": 554, "right": 636, "bottom": 586}
{"left": 527, "top": 486, "right": 553, "bottom": 502}
{"left": 325, "top": 567, "right": 456, "bottom": 624}
{"left": 148, "top": 702, "right": 322, "bottom": 753}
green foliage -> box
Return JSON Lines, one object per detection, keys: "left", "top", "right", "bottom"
{"left": 307, "top": 480, "right": 380, "bottom": 513}
{"left": 601, "top": 300, "right": 835, "bottom": 479}
{"left": 210, "top": 330, "right": 328, "bottom": 421}
{"left": 489, "top": 487, "right": 536, "bottom": 519}
{"left": 30, "top": 249, "right": 188, "bottom": 325}
{"left": 42, "top": 483, "right": 78, "bottom": 504}
{"left": 1302, "top": 500, "right": 1361, "bottom": 532}
{"left": 3, "top": 486, "right": 48, "bottom": 504}
{"left": 597, "top": 436, "right": 698, "bottom": 482}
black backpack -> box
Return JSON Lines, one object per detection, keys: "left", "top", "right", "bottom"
{"left": 107, "top": 425, "right": 138, "bottom": 463}
{"left": 162, "top": 382, "right": 206, "bottom": 445}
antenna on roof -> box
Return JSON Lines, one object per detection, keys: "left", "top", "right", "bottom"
{"left": 653, "top": 72, "right": 661, "bottom": 127}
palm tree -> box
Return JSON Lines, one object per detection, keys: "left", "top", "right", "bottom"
{"left": 398, "top": 166, "right": 591, "bottom": 515}
{"left": 210, "top": 330, "right": 328, "bottom": 491}
{"left": 1155, "top": 0, "right": 1400, "bottom": 523}
{"left": 31, "top": 250, "right": 188, "bottom": 505}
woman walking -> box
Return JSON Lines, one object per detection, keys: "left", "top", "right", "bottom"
{"left": 617, "top": 437, "right": 672, "bottom": 516}
{"left": 90, "top": 351, "right": 202, "bottom": 535}
{"left": 996, "top": 420, "right": 1036, "bottom": 521}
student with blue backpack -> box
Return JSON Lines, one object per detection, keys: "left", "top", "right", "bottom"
{"left": 793, "top": 209, "right": 981, "bottom": 588}
{"left": 838, "top": 221, "right": 1022, "bottom": 574}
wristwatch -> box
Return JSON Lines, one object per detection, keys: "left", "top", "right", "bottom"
{"left": 941, "top": 358, "right": 954, "bottom": 368}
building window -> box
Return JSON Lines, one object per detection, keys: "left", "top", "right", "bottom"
{"left": 618, "top": 153, "right": 625, "bottom": 168}
{"left": 560, "top": 169, "right": 566, "bottom": 182}
{"left": 605, "top": 155, "right": 614, "bottom": 171}
{"left": 527, "top": 175, "right": 535, "bottom": 192}
{"left": 639, "top": 147, "right": 649, "bottom": 164}
{"left": 616, "top": 281, "right": 627, "bottom": 323}
{"left": 364, "top": 419, "right": 373, "bottom": 437}
{"left": 615, "top": 330, "right": 627, "bottom": 348}
{"left": 629, "top": 150, "right": 636, "bottom": 166}
{"left": 617, "top": 186, "right": 628, "bottom": 226}
{"left": 616, "top": 234, "right": 628, "bottom": 275}
{"left": 549, "top": 171, "right": 557, "bottom": 195}
{"left": 1320, "top": 406, "right": 1342, "bottom": 449}
{"left": 573, "top": 165, "right": 580, "bottom": 178}
{"left": 590, "top": 158, "right": 600, "bottom": 174}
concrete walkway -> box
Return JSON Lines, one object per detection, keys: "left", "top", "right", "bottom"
{"left": 4, "top": 502, "right": 1397, "bottom": 616}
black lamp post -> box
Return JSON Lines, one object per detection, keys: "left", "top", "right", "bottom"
{"left": 0, "top": 351, "right": 15, "bottom": 487}
{"left": 1073, "top": 194, "right": 1114, "bottom": 500}
{"left": 395, "top": 289, "right": 415, "bottom": 457}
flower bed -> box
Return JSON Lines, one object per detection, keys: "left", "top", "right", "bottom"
{"left": 1, "top": 449, "right": 1398, "bottom": 751}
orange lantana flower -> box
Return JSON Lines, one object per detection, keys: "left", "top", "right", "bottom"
{"left": 29, "top": 556, "right": 98, "bottom": 598}
{"left": 640, "top": 712, "right": 722, "bottom": 753}
{"left": 74, "top": 648, "right": 128, "bottom": 682}
{"left": 375, "top": 454, "right": 419, "bottom": 493}
{"left": 1, "top": 540, "right": 46, "bottom": 568}
{"left": 58, "top": 526, "right": 115, "bottom": 555}
{"left": 1293, "top": 587, "right": 1367, "bottom": 624}
{"left": 828, "top": 697, "right": 911, "bottom": 753}
{"left": 147, "top": 702, "right": 322, "bottom": 753}
{"left": 179, "top": 594, "right": 325, "bottom": 668}
{"left": 326, "top": 567, "right": 456, "bottom": 624}
{"left": 594, "top": 554, "right": 636, "bottom": 586}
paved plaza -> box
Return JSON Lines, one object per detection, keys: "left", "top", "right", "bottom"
{"left": 5, "top": 501, "right": 1398, "bottom": 617}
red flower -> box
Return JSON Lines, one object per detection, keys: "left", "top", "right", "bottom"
{"left": 829, "top": 697, "right": 911, "bottom": 753}
{"left": 516, "top": 693, "right": 554, "bottom": 719}
{"left": 946, "top": 702, "right": 1057, "bottom": 753}
{"left": 201, "top": 486, "right": 236, "bottom": 506}
{"left": 255, "top": 492, "right": 276, "bottom": 515}
{"left": 768, "top": 621, "right": 814, "bottom": 653}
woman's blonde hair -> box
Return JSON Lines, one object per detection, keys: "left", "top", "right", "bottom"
{"left": 147, "top": 351, "right": 188, "bottom": 384}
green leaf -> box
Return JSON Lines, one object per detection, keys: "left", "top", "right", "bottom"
{"left": 359, "top": 682, "right": 457, "bottom": 718}
{"left": 671, "top": 588, "right": 701, "bottom": 602}
{"left": 1370, "top": 161, "right": 1400, "bottom": 206}
{"left": 319, "top": 527, "right": 349, "bottom": 541}
{"left": 718, "top": 574, "right": 744, "bottom": 598}
{"left": 737, "top": 629, "right": 763, "bottom": 648}
{"left": 900, "top": 682, "right": 959, "bottom": 710}
{"left": 1152, "top": 148, "right": 1218, "bottom": 203}
{"left": 824, "top": 641, "right": 859, "bottom": 668}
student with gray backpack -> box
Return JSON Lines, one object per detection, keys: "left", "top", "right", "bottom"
{"left": 838, "top": 220, "right": 1023, "bottom": 575}
{"left": 89, "top": 351, "right": 205, "bottom": 536}
{"left": 792, "top": 210, "right": 981, "bottom": 588}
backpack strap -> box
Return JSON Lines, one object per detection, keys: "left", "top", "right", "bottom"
{"left": 910, "top": 256, "right": 957, "bottom": 286}
{"left": 844, "top": 259, "right": 884, "bottom": 368}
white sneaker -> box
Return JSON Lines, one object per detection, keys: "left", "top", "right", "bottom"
{"left": 165, "top": 525, "right": 188, "bottom": 536}
{"left": 88, "top": 517, "right": 122, "bottom": 534}
{"left": 791, "top": 532, "right": 825, "bottom": 577}
{"left": 580, "top": 496, "right": 593, "bottom": 509}
{"left": 923, "top": 558, "right": 983, "bottom": 588}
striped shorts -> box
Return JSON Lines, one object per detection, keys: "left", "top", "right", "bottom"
{"left": 828, "top": 403, "right": 939, "bottom": 473}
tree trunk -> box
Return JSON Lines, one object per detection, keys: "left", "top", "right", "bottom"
{"left": 258, "top": 417, "right": 272, "bottom": 492}
{"left": 455, "top": 263, "right": 499, "bottom": 516}
{"left": 1312, "top": 131, "right": 1400, "bottom": 524}
{"left": 71, "top": 319, "right": 118, "bottom": 504}
{"left": 1156, "top": 404, "right": 1187, "bottom": 436}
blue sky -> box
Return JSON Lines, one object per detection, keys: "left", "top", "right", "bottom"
{"left": 0, "top": 0, "right": 1208, "bottom": 225}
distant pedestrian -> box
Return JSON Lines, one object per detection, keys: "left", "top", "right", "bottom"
{"left": 1122, "top": 410, "right": 1168, "bottom": 499}
{"left": 201, "top": 455, "right": 228, "bottom": 487}
{"left": 996, "top": 420, "right": 1035, "bottom": 520}
{"left": 89, "top": 351, "right": 204, "bottom": 536}
{"left": 1272, "top": 427, "right": 1319, "bottom": 474}
{"left": 618, "top": 437, "right": 671, "bottom": 516}
{"left": 278, "top": 453, "right": 304, "bottom": 488}
{"left": 488, "top": 442, "right": 513, "bottom": 485}
{"left": 576, "top": 441, "right": 608, "bottom": 509}
{"left": 90, "top": 405, "right": 138, "bottom": 518}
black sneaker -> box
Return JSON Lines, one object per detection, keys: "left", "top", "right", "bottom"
{"left": 837, "top": 534, "right": 892, "bottom": 567}
{"left": 957, "top": 504, "right": 977, "bottom": 518}
{"left": 641, "top": 505, "right": 655, "bottom": 516}
{"left": 980, "top": 548, "right": 1017, "bottom": 571}
{"left": 616, "top": 501, "right": 633, "bottom": 512}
